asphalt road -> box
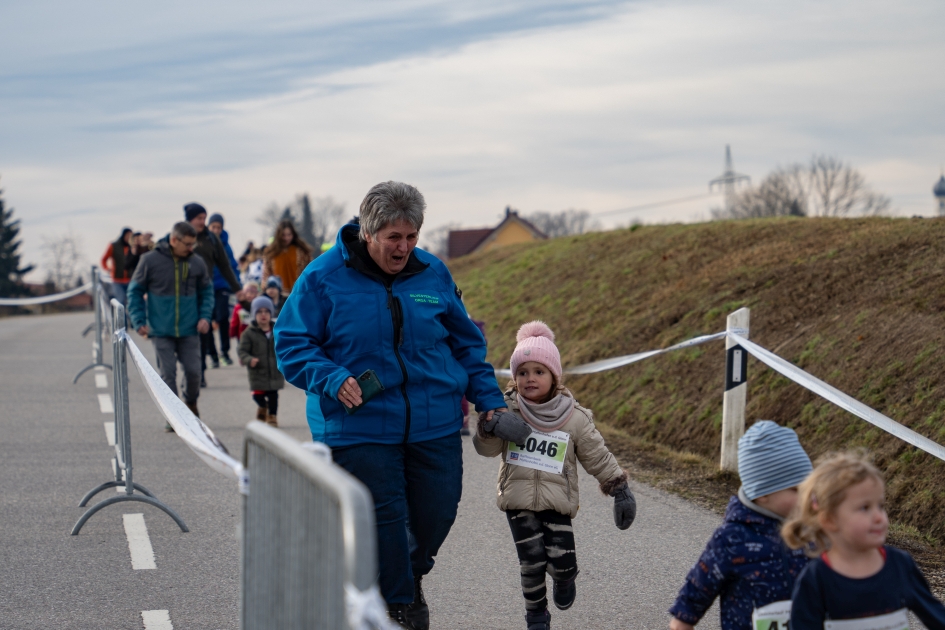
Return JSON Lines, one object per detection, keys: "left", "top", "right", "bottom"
{"left": 0, "top": 311, "right": 725, "bottom": 629}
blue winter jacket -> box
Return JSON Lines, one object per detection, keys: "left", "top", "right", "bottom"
{"left": 212, "top": 229, "right": 240, "bottom": 291}
{"left": 127, "top": 241, "right": 214, "bottom": 338}
{"left": 274, "top": 224, "right": 506, "bottom": 447}
{"left": 669, "top": 495, "right": 809, "bottom": 630}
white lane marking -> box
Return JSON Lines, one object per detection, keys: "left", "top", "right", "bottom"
{"left": 95, "top": 373, "right": 108, "bottom": 389}
{"left": 141, "top": 610, "right": 173, "bottom": 629}
{"left": 111, "top": 459, "right": 125, "bottom": 493}
{"left": 104, "top": 422, "right": 115, "bottom": 446}
{"left": 123, "top": 513, "right": 156, "bottom": 570}
{"left": 98, "top": 393, "right": 114, "bottom": 413}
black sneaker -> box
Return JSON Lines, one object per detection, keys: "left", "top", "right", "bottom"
{"left": 405, "top": 574, "right": 429, "bottom": 629}
{"left": 552, "top": 570, "right": 578, "bottom": 610}
{"left": 525, "top": 608, "right": 551, "bottom": 630}
{"left": 211, "top": 359, "right": 220, "bottom": 369}
{"left": 388, "top": 604, "right": 415, "bottom": 629}
{"left": 220, "top": 356, "right": 233, "bottom": 366}
{"left": 164, "top": 422, "right": 175, "bottom": 433}
{"left": 200, "top": 375, "right": 207, "bottom": 388}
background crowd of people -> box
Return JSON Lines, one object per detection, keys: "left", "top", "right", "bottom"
{"left": 101, "top": 203, "right": 314, "bottom": 428}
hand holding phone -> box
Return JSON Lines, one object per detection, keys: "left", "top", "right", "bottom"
{"left": 342, "top": 369, "right": 385, "bottom": 415}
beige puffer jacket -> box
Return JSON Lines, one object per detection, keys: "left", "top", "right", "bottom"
{"left": 473, "top": 390, "right": 625, "bottom": 518}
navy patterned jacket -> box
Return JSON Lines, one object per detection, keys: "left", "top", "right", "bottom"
{"left": 669, "top": 495, "right": 809, "bottom": 630}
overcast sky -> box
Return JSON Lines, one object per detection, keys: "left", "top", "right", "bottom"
{"left": 2, "top": 0, "right": 943, "bottom": 280}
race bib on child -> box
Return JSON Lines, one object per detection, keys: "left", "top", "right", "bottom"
{"left": 824, "top": 609, "right": 909, "bottom": 630}
{"left": 505, "top": 429, "right": 569, "bottom": 474}
{"left": 752, "top": 601, "right": 791, "bottom": 630}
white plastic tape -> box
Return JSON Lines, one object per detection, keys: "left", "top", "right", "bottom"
{"left": 729, "top": 332, "right": 945, "bottom": 463}
{"left": 0, "top": 282, "right": 92, "bottom": 306}
{"left": 345, "top": 583, "right": 399, "bottom": 630}
{"left": 121, "top": 331, "right": 244, "bottom": 480}
{"left": 495, "top": 331, "right": 728, "bottom": 379}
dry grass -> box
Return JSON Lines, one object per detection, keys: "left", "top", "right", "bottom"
{"left": 452, "top": 216, "right": 945, "bottom": 570}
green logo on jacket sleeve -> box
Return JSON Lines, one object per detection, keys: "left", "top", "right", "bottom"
{"left": 409, "top": 293, "right": 440, "bottom": 304}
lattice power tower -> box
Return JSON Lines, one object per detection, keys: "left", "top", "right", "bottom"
{"left": 709, "top": 145, "right": 751, "bottom": 213}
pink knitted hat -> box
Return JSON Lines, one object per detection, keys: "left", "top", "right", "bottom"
{"left": 510, "top": 321, "right": 562, "bottom": 379}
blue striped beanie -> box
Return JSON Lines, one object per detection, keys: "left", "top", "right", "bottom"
{"left": 738, "top": 420, "right": 812, "bottom": 500}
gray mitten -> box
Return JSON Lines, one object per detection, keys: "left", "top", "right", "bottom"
{"left": 483, "top": 410, "right": 532, "bottom": 445}
{"left": 611, "top": 482, "right": 636, "bottom": 530}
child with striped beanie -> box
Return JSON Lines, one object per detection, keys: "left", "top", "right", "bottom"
{"left": 669, "top": 420, "right": 813, "bottom": 630}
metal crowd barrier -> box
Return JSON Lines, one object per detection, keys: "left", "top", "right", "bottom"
{"left": 74, "top": 266, "right": 112, "bottom": 383}
{"left": 71, "top": 298, "right": 188, "bottom": 535}
{"left": 242, "top": 422, "right": 391, "bottom": 630}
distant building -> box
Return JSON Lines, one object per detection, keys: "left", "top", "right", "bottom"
{"left": 935, "top": 175, "right": 945, "bottom": 216}
{"left": 447, "top": 207, "right": 547, "bottom": 259}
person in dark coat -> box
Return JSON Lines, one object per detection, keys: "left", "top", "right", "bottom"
{"left": 207, "top": 213, "right": 240, "bottom": 366}
{"left": 237, "top": 296, "right": 284, "bottom": 427}
{"left": 669, "top": 421, "right": 813, "bottom": 630}
{"left": 179, "top": 203, "right": 241, "bottom": 386}
{"left": 100, "top": 228, "right": 138, "bottom": 305}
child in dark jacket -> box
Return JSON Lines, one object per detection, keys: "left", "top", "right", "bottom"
{"left": 783, "top": 452, "right": 945, "bottom": 629}
{"left": 669, "top": 421, "right": 812, "bottom": 630}
{"left": 237, "top": 296, "right": 285, "bottom": 427}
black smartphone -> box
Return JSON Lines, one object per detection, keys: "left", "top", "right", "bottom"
{"left": 344, "top": 369, "right": 385, "bottom": 415}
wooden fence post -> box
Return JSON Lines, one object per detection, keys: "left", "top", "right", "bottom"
{"left": 721, "top": 307, "right": 750, "bottom": 472}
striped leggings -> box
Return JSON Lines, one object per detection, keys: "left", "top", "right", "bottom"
{"left": 506, "top": 509, "right": 578, "bottom": 611}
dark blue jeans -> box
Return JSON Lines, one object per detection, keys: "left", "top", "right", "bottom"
{"left": 332, "top": 432, "right": 463, "bottom": 605}
{"left": 212, "top": 290, "right": 232, "bottom": 357}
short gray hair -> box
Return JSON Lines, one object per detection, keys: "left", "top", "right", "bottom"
{"left": 359, "top": 181, "right": 426, "bottom": 240}
{"left": 171, "top": 221, "right": 197, "bottom": 240}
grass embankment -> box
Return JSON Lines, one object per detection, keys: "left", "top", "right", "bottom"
{"left": 450, "top": 217, "right": 945, "bottom": 574}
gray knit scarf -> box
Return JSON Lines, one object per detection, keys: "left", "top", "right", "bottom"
{"left": 517, "top": 390, "right": 575, "bottom": 432}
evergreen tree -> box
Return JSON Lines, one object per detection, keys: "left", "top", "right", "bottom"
{"left": 0, "top": 182, "right": 34, "bottom": 297}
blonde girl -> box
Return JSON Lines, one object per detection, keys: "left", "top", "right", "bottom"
{"left": 784, "top": 452, "right": 945, "bottom": 629}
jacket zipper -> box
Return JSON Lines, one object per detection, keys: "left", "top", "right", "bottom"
{"left": 563, "top": 465, "right": 572, "bottom": 500}
{"left": 174, "top": 259, "right": 180, "bottom": 337}
{"left": 386, "top": 285, "right": 411, "bottom": 442}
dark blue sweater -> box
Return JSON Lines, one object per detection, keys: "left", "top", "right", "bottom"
{"left": 669, "top": 496, "right": 809, "bottom": 630}
{"left": 791, "top": 545, "right": 945, "bottom": 629}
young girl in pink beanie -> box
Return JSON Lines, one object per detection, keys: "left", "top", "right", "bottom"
{"left": 473, "top": 321, "right": 636, "bottom": 630}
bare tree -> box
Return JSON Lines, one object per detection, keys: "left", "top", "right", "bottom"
{"left": 308, "top": 196, "right": 347, "bottom": 249}
{"left": 419, "top": 223, "right": 459, "bottom": 259}
{"left": 526, "top": 209, "right": 601, "bottom": 238}
{"left": 713, "top": 155, "right": 891, "bottom": 220}
{"left": 256, "top": 202, "right": 284, "bottom": 240}
{"left": 712, "top": 165, "right": 808, "bottom": 219}
{"left": 41, "top": 231, "right": 86, "bottom": 291}
{"left": 808, "top": 155, "right": 891, "bottom": 217}
{"left": 256, "top": 194, "right": 346, "bottom": 249}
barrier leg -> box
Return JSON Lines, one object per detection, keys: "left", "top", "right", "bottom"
{"left": 71, "top": 494, "right": 189, "bottom": 535}
{"left": 77, "top": 481, "right": 157, "bottom": 507}
{"left": 720, "top": 308, "right": 750, "bottom": 471}
{"left": 73, "top": 362, "right": 113, "bottom": 384}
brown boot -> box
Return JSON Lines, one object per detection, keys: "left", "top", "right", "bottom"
{"left": 255, "top": 406, "right": 267, "bottom": 422}
{"left": 185, "top": 401, "right": 200, "bottom": 418}
{"left": 266, "top": 414, "right": 278, "bottom": 427}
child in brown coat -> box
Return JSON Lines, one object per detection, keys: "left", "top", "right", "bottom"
{"left": 473, "top": 321, "right": 636, "bottom": 630}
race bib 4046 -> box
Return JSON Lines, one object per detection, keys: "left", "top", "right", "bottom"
{"left": 506, "top": 429, "right": 569, "bottom": 474}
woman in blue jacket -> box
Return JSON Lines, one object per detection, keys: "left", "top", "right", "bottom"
{"left": 274, "top": 181, "right": 507, "bottom": 629}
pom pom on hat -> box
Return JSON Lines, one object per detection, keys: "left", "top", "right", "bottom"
{"left": 510, "top": 320, "right": 562, "bottom": 379}
{"left": 517, "top": 320, "right": 555, "bottom": 343}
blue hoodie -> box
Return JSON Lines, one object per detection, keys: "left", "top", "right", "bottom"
{"left": 212, "top": 229, "right": 240, "bottom": 291}
{"left": 274, "top": 224, "right": 505, "bottom": 447}
{"left": 669, "top": 495, "right": 809, "bottom": 630}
